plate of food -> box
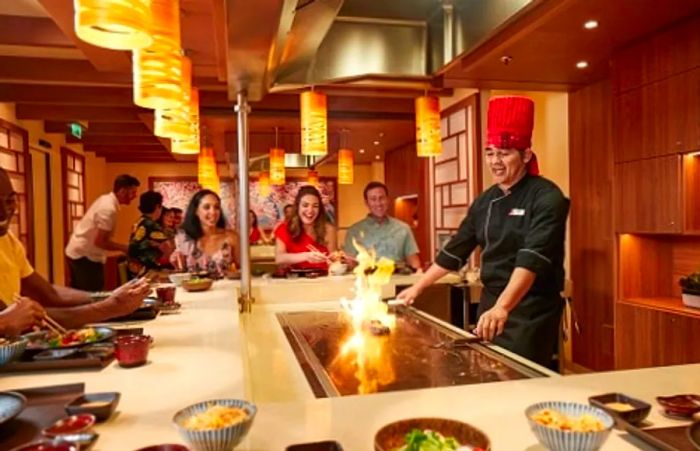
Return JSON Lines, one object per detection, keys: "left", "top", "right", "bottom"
{"left": 374, "top": 418, "right": 490, "bottom": 451}
{"left": 23, "top": 327, "right": 116, "bottom": 351}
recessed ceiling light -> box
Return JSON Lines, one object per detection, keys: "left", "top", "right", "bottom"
{"left": 373, "top": 140, "right": 380, "bottom": 146}
{"left": 375, "top": 155, "right": 380, "bottom": 160}
{"left": 576, "top": 61, "right": 589, "bottom": 69}
{"left": 584, "top": 20, "right": 598, "bottom": 30}
{"left": 359, "top": 148, "right": 365, "bottom": 154}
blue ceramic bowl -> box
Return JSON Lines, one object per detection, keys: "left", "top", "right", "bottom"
{"left": 173, "top": 399, "right": 256, "bottom": 451}
{"left": 0, "top": 338, "right": 27, "bottom": 367}
{"left": 525, "top": 401, "right": 614, "bottom": 451}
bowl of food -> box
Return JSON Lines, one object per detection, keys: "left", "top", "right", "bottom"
{"left": 526, "top": 401, "right": 614, "bottom": 451}
{"left": 374, "top": 418, "right": 490, "bottom": 451}
{"left": 181, "top": 278, "right": 213, "bottom": 293}
{"left": 173, "top": 399, "right": 257, "bottom": 451}
{"left": 588, "top": 393, "right": 651, "bottom": 424}
{"left": 0, "top": 337, "right": 28, "bottom": 367}
{"left": 328, "top": 262, "right": 347, "bottom": 276}
{"left": 169, "top": 273, "right": 192, "bottom": 287}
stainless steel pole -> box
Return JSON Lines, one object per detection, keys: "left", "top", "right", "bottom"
{"left": 235, "top": 91, "right": 253, "bottom": 313}
{"left": 443, "top": 0, "right": 454, "bottom": 63}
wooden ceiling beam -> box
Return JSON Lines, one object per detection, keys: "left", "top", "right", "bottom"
{"left": 86, "top": 144, "right": 166, "bottom": 153}
{"left": 44, "top": 121, "right": 154, "bottom": 135}
{"left": 102, "top": 154, "right": 175, "bottom": 162}
{"left": 67, "top": 135, "right": 162, "bottom": 145}
{"left": 16, "top": 104, "right": 144, "bottom": 122}
{"left": 0, "top": 16, "right": 74, "bottom": 48}
{"left": 202, "top": 107, "right": 414, "bottom": 121}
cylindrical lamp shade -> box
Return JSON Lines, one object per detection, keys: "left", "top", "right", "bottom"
{"left": 300, "top": 91, "right": 327, "bottom": 156}
{"left": 74, "top": 0, "right": 153, "bottom": 50}
{"left": 155, "top": 86, "right": 198, "bottom": 141}
{"left": 198, "top": 146, "right": 219, "bottom": 192}
{"left": 171, "top": 133, "right": 199, "bottom": 155}
{"left": 415, "top": 96, "right": 442, "bottom": 157}
{"left": 269, "top": 147, "right": 285, "bottom": 185}
{"left": 259, "top": 171, "right": 271, "bottom": 196}
{"left": 133, "top": 0, "right": 183, "bottom": 109}
{"left": 307, "top": 169, "right": 319, "bottom": 186}
{"left": 337, "top": 148, "right": 354, "bottom": 185}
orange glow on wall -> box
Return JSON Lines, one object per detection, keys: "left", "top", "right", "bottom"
{"left": 269, "top": 147, "right": 285, "bottom": 185}
{"left": 133, "top": 0, "right": 183, "bottom": 110}
{"left": 198, "top": 146, "right": 220, "bottom": 192}
{"left": 74, "top": 0, "right": 153, "bottom": 50}
{"left": 300, "top": 91, "right": 327, "bottom": 156}
{"left": 338, "top": 148, "right": 354, "bottom": 185}
{"left": 415, "top": 95, "right": 442, "bottom": 157}
{"left": 307, "top": 169, "right": 319, "bottom": 186}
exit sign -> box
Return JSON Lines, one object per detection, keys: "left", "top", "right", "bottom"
{"left": 69, "top": 122, "right": 83, "bottom": 139}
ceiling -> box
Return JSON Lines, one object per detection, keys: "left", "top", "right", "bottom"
{"left": 0, "top": 0, "right": 699, "bottom": 164}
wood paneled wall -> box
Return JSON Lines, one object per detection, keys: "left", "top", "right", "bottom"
{"left": 385, "top": 142, "right": 430, "bottom": 263}
{"left": 568, "top": 80, "right": 615, "bottom": 370}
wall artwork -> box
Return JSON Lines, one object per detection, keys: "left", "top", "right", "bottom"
{"left": 149, "top": 176, "right": 337, "bottom": 231}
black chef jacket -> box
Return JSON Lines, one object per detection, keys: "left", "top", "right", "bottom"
{"left": 436, "top": 174, "right": 570, "bottom": 366}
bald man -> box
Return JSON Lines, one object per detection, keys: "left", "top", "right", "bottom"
{"left": 0, "top": 167, "right": 149, "bottom": 332}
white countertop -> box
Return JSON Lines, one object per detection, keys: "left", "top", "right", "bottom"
{"left": 1, "top": 280, "right": 699, "bottom": 451}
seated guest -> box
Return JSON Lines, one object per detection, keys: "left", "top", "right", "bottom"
{"left": 127, "top": 191, "right": 174, "bottom": 278}
{"left": 0, "top": 167, "right": 149, "bottom": 329}
{"left": 0, "top": 297, "right": 45, "bottom": 337}
{"left": 171, "top": 189, "right": 239, "bottom": 275}
{"left": 159, "top": 206, "right": 177, "bottom": 238}
{"left": 171, "top": 207, "right": 184, "bottom": 228}
{"left": 65, "top": 174, "right": 140, "bottom": 291}
{"left": 343, "top": 181, "right": 421, "bottom": 271}
{"left": 275, "top": 186, "right": 337, "bottom": 271}
{"left": 249, "top": 209, "right": 271, "bottom": 245}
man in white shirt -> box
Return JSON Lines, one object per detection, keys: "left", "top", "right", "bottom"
{"left": 65, "top": 174, "right": 140, "bottom": 291}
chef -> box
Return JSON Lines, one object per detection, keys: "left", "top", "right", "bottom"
{"left": 397, "top": 96, "right": 570, "bottom": 367}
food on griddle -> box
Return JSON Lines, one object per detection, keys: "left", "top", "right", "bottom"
{"left": 366, "top": 319, "right": 390, "bottom": 336}
{"left": 182, "top": 404, "right": 248, "bottom": 430}
{"left": 530, "top": 408, "right": 605, "bottom": 432}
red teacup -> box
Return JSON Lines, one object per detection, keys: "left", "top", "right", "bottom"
{"left": 114, "top": 335, "right": 151, "bottom": 368}
{"left": 155, "top": 285, "right": 176, "bottom": 305}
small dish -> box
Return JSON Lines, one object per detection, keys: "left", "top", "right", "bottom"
{"left": 0, "top": 391, "right": 27, "bottom": 426}
{"left": 133, "top": 445, "right": 190, "bottom": 451}
{"left": 155, "top": 285, "right": 177, "bottom": 305}
{"left": 168, "top": 273, "right": 192, "bottom": 287}
{"left": 42, "top": 414, "right": 96, "bottom": 437}
{"left": 0, "top": 337, "right": 28, "bottom": 366}
{"left": 589, "top": 393, "right": 651, "bottom": 424}
{"left": 9, "top": 440, "right": 79, "bottom": 451}
{"left": 181, "top": 278, "right": 213, "bottom": 292}
{"left": 33, "top": 349, "right": 79, "bottom": 361}
{"left": 81, "top": 343, "right": 114, "bottom": 359}
{"left": 50, "top": 432, "right": 98, "bottom": 450}
{"left": 65, "top": 392, "right": 120, "bottom": 422}
{"left": 657, "top": 394, "right": 700, "bottom": 418}
{"left": 114, "top": 335, "right": 151, "bottom": 367}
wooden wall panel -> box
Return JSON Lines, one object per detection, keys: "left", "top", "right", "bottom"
{"left": 568, "top": 79, "right": 615, "bottom": 370}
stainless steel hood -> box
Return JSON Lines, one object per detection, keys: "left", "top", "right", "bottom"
{"left": 224, "top": 0, "right": 533, "bottom": 100}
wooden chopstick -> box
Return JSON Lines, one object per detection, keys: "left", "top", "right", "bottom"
{"left": 306, "top": 244, "right": 332, "bottom": 262}
{"left": 43, "top": 314, "right": 68, "bottom": 335}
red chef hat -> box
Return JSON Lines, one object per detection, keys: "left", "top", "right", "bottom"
{"left": 486, "top": 96, "right": 539, "bottom": 175}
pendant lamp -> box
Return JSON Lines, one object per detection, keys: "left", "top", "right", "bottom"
{"left": 198, "top": 145, "right": 220, "bottom": 193}
{"left": 269, "top": 127, "right": 285, "bottom": 185}
{"left": 153, "top": 57, "right": 193, "bottom": 140}
{"left": 74, "top": 0, "right": 153, "bottom": 50}
{"left": 415, "top": 95, "right": 442, "bottom": 157}
{"left": 300, "top": 91, "right": 327, "bottom": 156}
{"left": 307, "top": 169, "right": 319, "bottom": 186}
{"left": 259, "top": 171, "right": 271, "bottom": 196}
{"left": 338, "top": 148, "right": 354, "bottom": 185}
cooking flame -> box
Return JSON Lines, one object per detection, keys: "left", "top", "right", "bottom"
{"left": 330, "top": 239, "right": 397, "bottom": 394}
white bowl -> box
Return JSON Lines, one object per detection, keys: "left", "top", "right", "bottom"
{"left": 173, "top": 399, "right": 256, "bottom": 451}
{"left": 0, "top": 338, "right": 27, "bottom": 367}
{"left": 682, "top": 293, "right": 700, "bottom": 309}
{"left": 328, "top": 263, "right": 347, "bottom": 276}
{"left": 168, "top": 273, "right": 192, "bottom": 287}
{"left": 525, "top": 401, "right": 614, "bottom": 451}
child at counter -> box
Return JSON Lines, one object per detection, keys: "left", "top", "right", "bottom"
{"left": 274, "top": 186, "right": 336, "bottom": 271}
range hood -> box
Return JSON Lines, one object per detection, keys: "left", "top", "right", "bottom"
{"left": 225, "top": 0, "right": 534, "bottom": 101}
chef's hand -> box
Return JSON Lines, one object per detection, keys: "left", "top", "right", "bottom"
{"left": 475, "top": 305, "right": 508, "bottom": 341}
{"left": 396, "top": 285, "right": 422, "bottom": 305}
{"left": 0, "top": 297, "right": 46, "bottom": 336}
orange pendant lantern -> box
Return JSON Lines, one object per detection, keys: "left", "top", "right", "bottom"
{"left": 133, "top": 0, "right": 183, "bottom": 110}
{"left": 415, "top": 95, "right": 442, "bottom": 157}
{"left": 307, "top": 169, "right": 319, "bottom": 186}
{"left": 269, "top": 147, "right": 285, "bottom": 185}
{"left": 337, "top": 148, "right": 354, "bottom": 185}
{"left": 74, "top": 0, "right": 153, "bottom": 50}
{"left": 160, "top": 87, "right": 199, "bottom": 150}
{"left": 198, "top": 146, "right": 220, "bottom": 192}
{"left": 171, "top": 133, "right": 199, "bottom": 155}
{"left": 300, "top": 91, "right": 327, "bottom": 156}
{"left": 259, "top": 171, "right": 271, "bottom": 196}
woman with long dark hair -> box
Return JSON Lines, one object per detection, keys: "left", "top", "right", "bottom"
{"left": 249, "top": 209, "right": 271, "bottom": 244}
{"left": 274, "top": 185, "right": 336, "bottom": 270}
{"left": 171, "top": 189, "right": 239, "bottom": 275}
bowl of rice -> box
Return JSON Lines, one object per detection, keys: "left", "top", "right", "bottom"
{"left": 173, "top": 399, "right": 256, "bottom": 451}
{"left": 525, "top": 401, "right": 614, "bottom": 451}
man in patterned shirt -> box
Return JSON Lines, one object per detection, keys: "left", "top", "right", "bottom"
{"left": 127, "top": 191, "right": 173, "bottom": 278}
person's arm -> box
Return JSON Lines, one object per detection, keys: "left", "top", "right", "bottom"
{"left": 227, "top": 230, "right": 240, "bottom": 268}
{"left": 94, "top": 229, "right": 127, "bottom": 253}
{"left": 326, "top": 224, "right": 337, "bottom": 253}
{"left": 0, "top": 298, "right": 46, "bottom": 337}
{"left": 406, "top": 253, "right": 422, "bottom": 272}
{"left": 21, "top": 273, "right": 89, "bottom": 307}
{"left": 475, "top": 190, "right": 570, "bottom": 341}
{"left": 274, "top": 238, "right": 325, "bottom": 265}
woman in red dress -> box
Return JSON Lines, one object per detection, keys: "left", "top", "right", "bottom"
{"left": 249, "top": 209, "right": 270, "bottom": 244}
{"left": 274, "top": 185, "right": 337, "bottom": 271}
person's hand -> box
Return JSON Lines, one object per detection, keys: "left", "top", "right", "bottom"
{"left": 305, "top": 251, "right": 327, "bottom": 264}
{"left": 170, "top": 250, "right": 185, "bottom": 270}
{"left": 396, "top": 285, "right": 423, "bottom": 305}
{"left": 107, "top": 277, "right": 151, "bottom": 316}
{"left": 1, "top": 297, "right": 46, "bottom": 336}
{"left": 475, "top": 305, "right": 509, "bottom": 341}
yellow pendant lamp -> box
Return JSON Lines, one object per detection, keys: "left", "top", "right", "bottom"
{"left": 307, "top": 169, "right": 319, "bottom": 186}
{"left": 259, "top": 171, "right": 271, "bottom": 196}
{"left": 170, "top": 88, "right": 200, "bottom": 155}
{"left": 74, "top": 0, "right": 153, "bottom": 50}
{"left": 198, "top": 146, "right": 220, "bottom": 192}
{"left": 133, "top": 0, "right": 183, "bottom": 110}
{"left": 415, "top": 95, "right": 442, "bottom": 157}
{"left": 154, "top": 57, "right": 193, "bottom": 140}
{"left": 300, "top": 91, "right": 327, "bottom": 156}
{"left": 338, "top": 148, "right": 354, "bottom": 185}
{"left": 269, "top": 127, "right": 285, "bottom": 185}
